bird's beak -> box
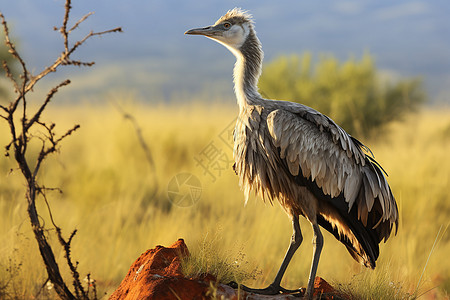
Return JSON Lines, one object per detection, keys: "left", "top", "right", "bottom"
{"left": 185, "top": 26, "right": 217, "bottom": 37}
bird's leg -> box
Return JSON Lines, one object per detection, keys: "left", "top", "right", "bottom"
{"left": 271, "top": 215, "right": 303, "bottom": 289}
{"left": 231, "top": 215, "right": 303, "bottom": 295}
{"left": 305, "top": 223, "right": 324, "bottom": 299}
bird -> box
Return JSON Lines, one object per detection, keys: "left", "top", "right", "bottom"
{"left": 185, "top": 8, "right": 398, "bottom": 299}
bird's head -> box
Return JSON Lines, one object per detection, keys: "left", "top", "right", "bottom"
{"left": 185, "top": 8, "right": 253, "bottom": 51}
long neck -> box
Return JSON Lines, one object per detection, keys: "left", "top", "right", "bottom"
{"left": 229, "top": 30, "right": 264, "bottom": 110}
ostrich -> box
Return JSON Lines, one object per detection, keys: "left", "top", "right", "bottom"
{"left": 185, "top": 8, "right": 398, "bottom": 298}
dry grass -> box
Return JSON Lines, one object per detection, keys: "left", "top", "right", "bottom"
{"left": 0, "top": 100, "right": 449, "bottom": 299}
{"left": 180, "top": 230, "right": 261, "bottom": 284}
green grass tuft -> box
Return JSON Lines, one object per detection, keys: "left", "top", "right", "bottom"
{"left": 334, "top": 266, "right": 414, "bottom": 300}
{"left": 181, "top": 232, "right": 261, "bottom": 284}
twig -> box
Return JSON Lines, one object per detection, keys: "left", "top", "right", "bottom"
{"left": 69, "top": 12, "right": 94, "bottom": 34}
{"left": 1, "top": 60, "right": 19, "bottom": 93}
{"left": 33, "top": 124, "right": 80, "bottom": 180}
{"left": 0, "top": 12, "right": 27, "bottom": 75}
{"left": 64, "top": 27, "right": 123, "bottom": 63}
{"left": 112, "top": 101, "right": 159, "bottom": 195}
{"left": 26, "top": 25, "right": 122, "bottom": 93}
{"left": 35, "top": 277, "right": 50, "bottom": 299}
{"left": 38, "top": 186, "right": 66, "bottom": 229}
{"left": 55, "top": 227, "right": 87, "bottom": 299}
{"left": 25, "top": 79, "right": 71, "bottom": 132}
{"left": 0, "top": 12, "right": 28, "bottom": 118}
{"left": 60, "top": 0, "right": 72, "bottom": 53}
{"left": 55, "top": 124, "right": 80, "bottom": 145}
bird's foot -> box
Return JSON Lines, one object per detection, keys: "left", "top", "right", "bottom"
{"left": 227, "top": 281, "right": 305, "bottom": 296}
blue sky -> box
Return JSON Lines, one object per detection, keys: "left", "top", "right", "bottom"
{"left": 1, "top": 0, "right": 449, "bottom": 103}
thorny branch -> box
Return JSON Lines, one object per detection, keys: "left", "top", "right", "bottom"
{"left": 1, "top": 2, "right": 122, "bottom": 108}
{"left": 1, "top": 60, "right": 19, "bottom": 94}
{"left": 0, "top": 0, "right": 122, "bottom": 299}
{"left": 25, "top": 79, "right": 71, "bottom": 132}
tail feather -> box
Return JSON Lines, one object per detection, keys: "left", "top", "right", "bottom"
{"left": 295, "top": 170, "right": 381, "bottom": 268}
{"left": 287, "top": 152, "right": 396, "bottom": 268}
{"left": 317, "top": 210, "right": 378, "bottom": 269}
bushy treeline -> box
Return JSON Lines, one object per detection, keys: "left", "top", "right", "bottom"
{"left": 258, "top": 52, "right": 425, "bottom": 138}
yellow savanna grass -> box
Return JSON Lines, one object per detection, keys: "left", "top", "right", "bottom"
{"left": 0, "top": 100, "right": 449, "bottom": 299}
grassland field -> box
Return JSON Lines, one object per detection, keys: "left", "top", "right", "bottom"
{"left": 0, "top": 100, "right": 449, "bottom": 299}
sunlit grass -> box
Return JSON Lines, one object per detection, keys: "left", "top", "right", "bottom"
{"left": 334, "top": 264, "right": 414, "bottom": 300}
{"left": 181, "top": 230, "right": 261, "bottom": 284}
{"left": 0, "top": 100, "right": 449, "bottom": 299}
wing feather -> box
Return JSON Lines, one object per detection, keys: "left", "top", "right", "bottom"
{"left": 266, "top": 106, "right": 397, "bottom": 233}
{"left": 267, "top": 109, "right": 361, "bottom": 203}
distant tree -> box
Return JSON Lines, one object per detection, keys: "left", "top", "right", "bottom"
{"left": 258, "top": 52, "right": 426, "bottom": 138}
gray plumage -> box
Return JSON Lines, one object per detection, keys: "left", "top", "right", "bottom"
{"left": 186, "top": 8, "right": 398, "bottom": 298}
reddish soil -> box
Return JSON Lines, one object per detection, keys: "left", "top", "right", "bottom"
{"left": 109, "top": 239, "right": 343, "bottom": 300}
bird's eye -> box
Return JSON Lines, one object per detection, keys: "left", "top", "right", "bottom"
{"left": 223, "top": 22, "right": 231, "bottom": 29}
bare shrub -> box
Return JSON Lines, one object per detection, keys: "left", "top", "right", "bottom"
{"left": 0, "top": 1, "right": 121, "bottom": 299}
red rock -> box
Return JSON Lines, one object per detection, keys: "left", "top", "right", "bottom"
{"left": 313, "top": 277, "right": 337, "bottom": 299}
{"left": 109, "top": 239, "right": 344, "bottom": 300}
{"left": 110, "top": 239, "right": 201, "bottom": 300}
